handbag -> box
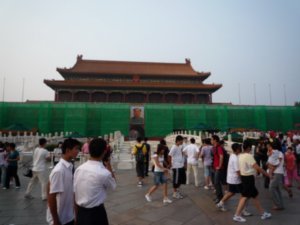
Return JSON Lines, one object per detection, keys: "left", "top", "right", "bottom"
{"left": 23, "top": 168, "right": 33, "bottom": 178}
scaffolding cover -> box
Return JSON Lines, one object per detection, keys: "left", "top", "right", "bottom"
{"left": 0, "top": 102, "right": 299, "bottom": 137}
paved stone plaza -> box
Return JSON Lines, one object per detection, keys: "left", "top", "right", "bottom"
{"left": 0, "top": 161, "right": 299, "bottom": 225}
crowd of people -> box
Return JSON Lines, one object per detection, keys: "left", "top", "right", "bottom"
{"left": 1, "top": 131, "right": 300, "bottom": 224}
{"left": 131, "top": 132, "right": 300, "bottom": 223}
{"left": 0, "top": 137, "right": 116, "bottom": 225}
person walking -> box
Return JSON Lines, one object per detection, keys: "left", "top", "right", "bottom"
{"left": 211, "top": 135, "right": 226, "bottom": 203}
{"left": 0, "top": 142, "right": 7, "bottom": 188}
{"left": 132, "top": 137, "right": 147, "bottom": 187}
{"left": 233, "top": 139, "right": 271, "bottom": 223}
{"left": 169, "top": 135, "right": 186, "bottom": 199}
{"left": 216, "top": 143, "right": 252, "bottom": 216}
{"left": 200, "top": 138, "right": 213, "bottom": 190}
{"left": 47, "top": 138, "right": 80, "bottom": 225}
{"left": 74, "top": 138, "right": 116, "bottom": 225}
{"left": 53, "top": 142, "right": 62, "bottom": 167}
{"left": 25, "top": 138, "right": 50, "bottom": 200}
{"left": 183, "top": 138, "right": 200, "bottom": 187}
{"left": 4, "top": 143, "right": 20, "bottom": 189}
{"left": 285, "top": 146, "right": 300, "bottom": 188}
{"left": 81, "top": 138, "right": 90, "bottom": 162}
{"left": 267, "top": 141, "right": 285, "bottom": 210}
{"left": 145, "top": 145, "right": 172, "bottom": 204}
{"left": 144, "top": 137, "right": 151, "bottom": 177}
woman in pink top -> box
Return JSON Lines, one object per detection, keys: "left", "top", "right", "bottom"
{"left": 81, "top": 138, "right": 90, "bottom": 154}
{"left": 81, "top": 138, "right": 91, "bottom": 162}
{"left": 284, "top": 146, "right": 300, "bottom": 188}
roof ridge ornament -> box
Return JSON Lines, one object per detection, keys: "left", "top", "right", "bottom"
{"left": 185, "top": 58, "right": 191, "bottom": 65}
{"left": 77, "top": 54, "right": 83, "bottom": 61}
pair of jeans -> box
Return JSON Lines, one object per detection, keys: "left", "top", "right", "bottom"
{"left": 270, "top": 173, "right": 284, "bottom": 208}
{"left": 5, "top": 165, "right": 20, "bottom": 188}
{"left": 214, "top": 169, "right": 226, "bottom": 201}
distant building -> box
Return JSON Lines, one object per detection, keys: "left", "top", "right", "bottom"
{"left": 44, "top": 55, "right": 222, "bottom": 104}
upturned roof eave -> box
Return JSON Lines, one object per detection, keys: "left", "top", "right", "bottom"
{"left": 44, "top": 79, "right": 222, "bottom": 92}
{"left": 56, "top": 68, "right": 210, "bottom": 80}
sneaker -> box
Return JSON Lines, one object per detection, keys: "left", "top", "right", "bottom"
{"left": 204, "top": 185, "right": 210, "bottom": 190}
{"left": 163, "top": 198, "right": 173, "bottom": 204}
{"left": 145, "top": 194, "right": 152, "bottom": 202}
{"left": 2, "top": 187, "right": 7, "bottom": 190}
{"left": 216, "top": 202, "right": 226, "bottom": 212}
{"left": 261, "top": 212, "right": 271, "bottom": 220}
{"left": 177, "top": 192, "right": 184, "bottom": 199}
{"left": 214, "top": 198, "right": 220, "bottom": 204}
{"left": 137, "top": 182, "right": 143, "bottom": 187}
{"left": 242, "top": 210, "right": 253, "bottom": 217}
{"left": 15, "top": 186, "right": 20, "bottom": 189}
{"left": 173, "top": 192, "right": 183, "bottom": 199}
{"left": 233, "top": 215, "right": 246, "bottom": 223}
{"left": 24, "top": 194, "right": 34, "bottom": 199}
{"left": 177, "top": 189, "right": 184, "bottom": 196}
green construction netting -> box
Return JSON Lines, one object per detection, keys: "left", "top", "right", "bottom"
{"left": 0, "top": 102, "right": 299, "bottom": 137}
{"left": 145, "top": 104, "right": 173, "bottom": 137}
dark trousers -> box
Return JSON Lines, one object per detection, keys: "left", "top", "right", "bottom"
{"left": 214, "top": 169, "right": 225, "bottom": 201}
{"left": 144, "top": 159, "right": 149, "bottom": 176}
{"left": 77, "top": 204, "right": 108, "bottom": 225}
{"left": 254, "top": 157, "right": 269, "bottom": 188}
{"left": 5, "top": 166, "right": 20, "bottom": 188}
{"left": 136, "top": 161, "right": 145, "bottom": 178}
{"left": 64, "top": 220, "right": 74, "bottom": 225}
{"left": 172, "top": 167, "right": 186, "bottom": 189}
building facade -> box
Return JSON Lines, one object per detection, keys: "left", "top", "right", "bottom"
{"left": 44, "top": 55, "right": 222, "bottom": 104}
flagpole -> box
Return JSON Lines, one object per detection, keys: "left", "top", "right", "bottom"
{"left": 21, "top": 78, "right": 25, "bottom": 102}
{"left": 238, "top": 83, "right": 241, "bottom": 105}
{"left": 253, "top": 83, "right": 257, "bottom": 105}
{"left": 2, "top": 77, "right": 5, "bottom": 102}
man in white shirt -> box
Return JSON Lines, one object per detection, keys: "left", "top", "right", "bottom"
{"left": 267, "top": 141, "right": 284, "bottom": 210}
{"left": 183, "top": 138, "right": 199, "bottom": 187}
{"left": 216, "top": 143, "right": 251, "bottom": 216}
{"left": 25, "top": 138, "right": 50, "bottom": 200}
{"left": 47, "top": 138, "right": 80, "bottom": 225}
{"left": 169, "top": 135, "right": 186, "bottom": 199}
{"left": 74, "top": 138, "right": 116, "bottom": 225}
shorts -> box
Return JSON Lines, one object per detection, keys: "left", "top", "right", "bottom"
{"left": 153, "top": 172, "right": 167, "bottom": 185}
{"left": 240, "top": 175, "right": 258, "bottom": 198}
{"left": 172, "top": 167, "right": 186, "bottom": 186}
{"left": 136, "top": 161, "right": 144, "bottom": 178}
{"left": 228, "top": 183, "right": 243, "bottom": 194}
{"left": 204, "top": 165, "right": 212, "bottom": 177}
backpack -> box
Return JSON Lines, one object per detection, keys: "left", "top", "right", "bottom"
{"left": 222, "top": 147, "right": 230, "bottom": 170}
{"left": 135, "top": 145, "right": 145, "bottom": 163}
{"left": 216, "top": 146, "right": 229, "bottom": 170}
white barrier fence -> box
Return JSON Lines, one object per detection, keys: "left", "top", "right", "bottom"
{"left": 0, "top": 130, "right": 125, "bottom": 168}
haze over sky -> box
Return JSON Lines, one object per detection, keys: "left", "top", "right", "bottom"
{"left": 0, "top": 0, "right": 299, "bottom": 106}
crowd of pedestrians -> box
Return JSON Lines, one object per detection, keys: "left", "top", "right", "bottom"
{"left": 131, "top": 131, "right": 300, "bottom": 223}
{"left": 1, "top": 131, "right": 300, "bottom": 224}
{"left": 0, "top": 137, "right": 116, "bottom": 225}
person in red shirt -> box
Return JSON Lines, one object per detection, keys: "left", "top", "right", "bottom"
{"left": 285, "top": 147, "right": 300, "bottom": 188}
{"left": 212, "top": 135, "right": 226, "bottom": 203}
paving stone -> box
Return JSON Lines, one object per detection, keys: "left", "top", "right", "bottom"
{"left": 0, "top": 161, "right": 299, "bottom": 225}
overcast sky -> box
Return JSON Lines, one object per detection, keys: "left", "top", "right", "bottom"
{"left": 0, "top": 0, "right": 299, "bottom": 105}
